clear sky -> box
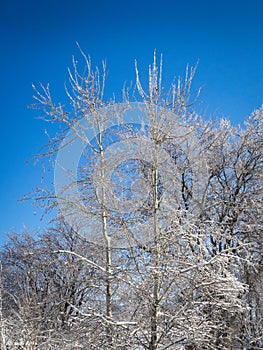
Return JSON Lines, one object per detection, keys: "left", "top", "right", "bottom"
{"left": 0, "top": 0, "right": 263, "bottom": 243}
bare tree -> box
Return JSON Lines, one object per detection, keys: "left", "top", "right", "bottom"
{"left": 1, "top": 50, "right": 262, "bottom": 349}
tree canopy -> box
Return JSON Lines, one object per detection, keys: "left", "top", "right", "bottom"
{"left": 0, "top": 51, "right": 262, "bottom": 349}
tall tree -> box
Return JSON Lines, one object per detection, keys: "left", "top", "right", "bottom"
{"left": 1, "top": 50, "right": 262, "bottom": 349}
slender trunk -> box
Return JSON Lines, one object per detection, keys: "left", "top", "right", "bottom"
{"left": 149, "top": 142, "right": 160, "bottom": 350}
{"left": 99, "top": 144, "right": 113, "bottom": 345}
{"left": 0, "top": 264, "right": 7, "bottom": 350}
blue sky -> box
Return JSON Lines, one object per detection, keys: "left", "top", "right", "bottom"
{"left": 0, "top": 0, "right": 263, "bottom": 243}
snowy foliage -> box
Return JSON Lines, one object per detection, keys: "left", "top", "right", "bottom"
{"left": 0, "top": 51, "right": 262, "bottom": 349}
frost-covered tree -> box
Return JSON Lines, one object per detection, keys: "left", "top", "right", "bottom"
{"left": 0, "top": 223, "right": 105, "bottom": 349}
{"left": 1, "top": 50, "right": 262, "bottom": 349}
